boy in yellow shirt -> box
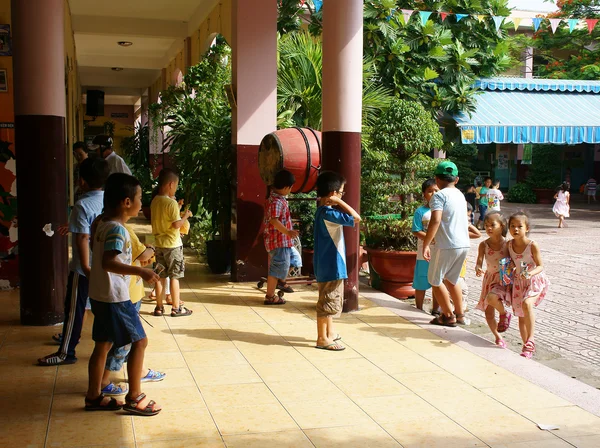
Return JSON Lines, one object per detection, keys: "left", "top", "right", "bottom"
{"left": 151, "top": 169, "right": 192, "bottom": 317}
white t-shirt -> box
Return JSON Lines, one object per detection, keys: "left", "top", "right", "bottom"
{"left": 429, "top": 187, "right": 470, "bottom": 250}
{"left": 105, "top": 151, "right": 132, "bottom": 176}
{"left": 89, "top": 220, "right": 132, "bottom": 303}
{"left": 486, "top": 188, "right": 504, "bottom": 211}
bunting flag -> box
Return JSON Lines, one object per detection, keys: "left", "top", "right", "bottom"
{"left": 586, "top": 18, "right": 599, "bottom": 34}
{"left": 532, "top": 17, "right": 542, "bottom": 31}
{"left": 455, "top": 14, "right": 468, "bottom": 22}
{"left": 313, "top": 0, "right": 322, "bottom": 13}
{"left": 419, "top": 11, "right": 432, "bottom": 26}
{"left": 549, "top": 18, "right": 562, "bottom": 34}
{"left": 492, "top": 15, "right": 504, "bottom": 31}
{"left": 401, "top": 9, "right": 414, "bottom": 25}
{"left": 568, "top": 18, "right": 579, "bottom": 33}
{"left": 512, "top": 17, "right": 522, "bottom": 31}
{"left": 475, "top": 15, "right": 487, "bottom": 23}
{"left": 300, "top": 0, "right": 306, "bottom": 6}
{"left": 440, "top": 12, "right": 449, "bottom": 22}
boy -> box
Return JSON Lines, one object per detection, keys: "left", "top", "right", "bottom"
{"left": 585, "top": 177, "right": 597, "bottom": 204}
{"left": 412, "top": 179, "right": 439, "bottom": 311}
{"left": 151, "top": 169, "right": 193, "bottom": 317}
{"left": 38, "top": 157, "right": 109, "bottom": 366}
{"left": 423, "top": 161, "right": 470, "bottom": 327}
{"left": 263, "top": 170, "right": 300, "bottom": 305}
{"left": 486, "top": 180, "right": 504, "bottom": 212}
{"left": 476, "top": 177, "right": 492, "bottom": 229}
{"left": 313, "top": 171, "right": 361, "bottom": 351}
{"left": 85, "top": 173, "right": 161, "bottom": 414}
{"left": 453, "top": 204, "right": 482, "bottom": 317}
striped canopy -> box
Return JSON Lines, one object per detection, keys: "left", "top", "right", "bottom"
{"left": 453, "top": 78, "right": 600, "bottom": 145}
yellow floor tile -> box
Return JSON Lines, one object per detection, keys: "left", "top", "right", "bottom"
{"left": 223, "top": 430, "right": 313, "bottom": 448}
{"left": 518, "top": 406, "right": 600, "bottom": 438}
{"left": 211, "top": 403, "right": 299, "bottom": 435}
{"left": 365, "top": 352, "right": 442, "bottom": 375}
{"left": 190, "top": 363, "right": 262, "bottom": 386}
{"left": 183, "top": 349, "right": 249, "bottom": 367}
{"left": 355, "top": 393, "right": 440, "bottom": 424}
{"left": 460, "top": 414, "right": 558, "bottom": 446}
{"left": 335, "top": 374, "right": 412, "bottom": 399}
{"left": 310, "top": 357, "right": 384, "bottom": 380}
{"left": 294, "top": 344, "right": 362, "bottom": 362}
{"left": 145, "top": 386, "right": 207, "bottom": 411}
{"left": 251, "top": 360, "right": 324, "bottom": 383}
{"left": 201, "top": 383, "right": 280, "bottom": 410}
{"left": 479, "top": 384, "right": 573, "bottom": 411}
{"left": 560, "top": 434, "right": 600, "bottom": 448}
{"left": 1, "top": 415, "right": 48, "bottom": 447}
{"left": 282, "top": 398, "right": 373, "bottom": 429}
{"left": 304, "top": 423, "right": 401, "bottom": 447}
{"left": 267, "top": 376, "right": 347, "bottom": 405}
{"left": 46, "top": 413, "right": 135, "bottom": 447}
{"left": 137, "top": 439, "right": 224, "bottom": 448}
{"left": 141, "top": 367, "right": 196, "bottom": 390}
{"left": 491, "top": 439, "right": 573, "bottom": 448}
{"left": 143, "top": 351, "right": 188, "bottom": 370}
{"left": 133, "top": 407, "right": 219, "bottom": 442}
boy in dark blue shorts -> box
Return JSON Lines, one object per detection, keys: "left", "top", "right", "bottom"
{"left": 85, "top": 173, "right": 161, "bottom": 415}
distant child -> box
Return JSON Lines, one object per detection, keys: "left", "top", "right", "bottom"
{"left": 476, "top": 177, "right": 492, "bottom": 229}
{"left": 465, "top": 186, "right": 477, "bottom": 224}
{"left": 508, "top": 212, "right": 550, "bottom": 359}
{"left": 553, "top": 182, "right": 570, "bottom": 228}
{"left": 151, "top": 169, "right": 193, "bottom": 317}
{"left": 38, "top": 157, "right": 109, "bottom": 366}
{"left": 412, "top": 179, "right": 439, "bottom": 311}
{"left": 456, "top": 204, "right": 482, "bottom": 315}
{"left": 585, "top": 177, "right": 597, "bottom": 204}
{"left": 263, "top": 169, "right": 300, "bottom": 305}
{"left": 85, "top": 173, "right": 161, "bottom": 414}
{"left": 475, "top": 212, "right": 512, "bottom": 348}
{"left": 486, "top": 180, "right": 504, "bottom": 212}
{"left": 423, "top": 161, "right": 470, "bottom": 327}
{"left": 314, "top": 171, "right": 361, "bottom": 351}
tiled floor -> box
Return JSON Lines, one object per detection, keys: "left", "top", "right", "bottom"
{"left": 2, "top": 257, "right": 600, "bottom": 447}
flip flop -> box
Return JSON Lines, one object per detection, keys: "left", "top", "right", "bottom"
{"left": 333, "top": 334, "right": 342, "bottom": 341}
{"left": 315, "top": 343, "right": 345, "bottom": 351}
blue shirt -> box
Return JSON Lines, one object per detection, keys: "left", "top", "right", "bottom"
{"left": 429, "top": 187, "right": 469, "bottom": 250}
{"left": 69, "top": 190, "right": 104, "bottom": 276}
{"left": 412, "top": 205, "right": 432, "bottom": 261}
{"left": 313, "top": 206, "right": 355, "bottom": 282}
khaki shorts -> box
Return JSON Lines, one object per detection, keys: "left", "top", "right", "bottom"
{"left": 427, "top": 248, "right": 469, "bottom": 287}
{"left": 316, "top": 280, "right": 343, "bottom": 318}
{"left": 155, "top": 246, "right": 185, "bottom": 279}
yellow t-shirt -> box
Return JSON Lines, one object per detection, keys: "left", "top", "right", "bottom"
{"left": 124, "top": 224, "right": 146, "bottom": 303}
{"left": 151, "top": 195, "right": 182, "bottom": 249}
{"left": 460, "top": 257, "right": 467, "bottom": 279}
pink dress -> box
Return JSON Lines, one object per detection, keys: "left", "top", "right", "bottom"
{"left": 476, "top": 240, "right": 511, "bottom": 312}
{"left": 508, "top": 240, "right": 549, "bottom": 317}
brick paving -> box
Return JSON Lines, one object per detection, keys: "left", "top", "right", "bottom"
{"left": 463, "top": 196, "right": 600, "bottom": 382}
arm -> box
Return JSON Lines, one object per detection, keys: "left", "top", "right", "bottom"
{"left": 566, "top": 192, "right": 570, "bottom": 204}
{"left": 412, "top": 230, "right": 427, "bottom": 241}
{"left": 327, "top": 196, "right": 361, "bottom": 226}
{"left": 269, "top": 218, "right": 298, "bottom": 238}
{"left": 75, "top": 233, "right": 91, "bottom": 278}
{"left": 171, "top": 209, "right": 192, "bottom": 229}
{"left": 553, "top": 193, "right": 558, "bottom": 199}
{"left": 468, "top": 224, "right": 482, "bottom": 239}
{"left": 422, "top": 210, "right": 441, "bottom": 262}
{"left": 526, "top": 242, "right": 544, "bottom": 277}
{"left": 102, "top": 251, "right": 159, "bottom": 283}
{"left": 475, "top": 242, "right": 485, "bottom": 276}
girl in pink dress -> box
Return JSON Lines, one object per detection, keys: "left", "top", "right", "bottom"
{"left": 475, "top": 212, "right": 512, "bottom": 348}
{"left": 508, "top": 212, "right": 550, "bottom": 359}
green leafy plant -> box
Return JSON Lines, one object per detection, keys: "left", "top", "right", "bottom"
{"left": 525, "top": 144, "right": 562, "bottom": 190}
{"left": 364, "top": 217, "right": 417, "bottom": 252}
{"left": 446, "top": 142, "right": 478, "bottom": 188}
{"left": 507, "top": 182, "right": 536, "bottom": 204}
{"left": 288, "top": 193, "right": 317, "bottom": 249}
{"left": 120, "top": 124, "right": 155, "bottom": 206}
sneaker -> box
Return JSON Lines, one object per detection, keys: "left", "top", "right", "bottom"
{"left": 38, "top": 353, "right": 77, "bottom": 366}
{"left": 101, "top": 382, "right": 128, "bottom": 396}
{"left": 141, "top": 369, "right": 166, "bottom": 383}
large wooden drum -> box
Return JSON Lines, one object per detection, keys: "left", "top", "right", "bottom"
{"left": 258, "top": 127, "right": 322, "bottom": 193}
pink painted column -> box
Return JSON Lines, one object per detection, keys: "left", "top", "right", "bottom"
{"left": 231, "top": 0, "right": 277, "bottom": 281}
{"left": 321, "top": 0, "right": 363, "bottom": 312}
{"left": 12, "top": 0, "right": 68, "bottom": 325}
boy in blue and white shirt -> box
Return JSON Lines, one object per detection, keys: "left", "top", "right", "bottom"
{"left": 313, "top": 171, "right": 361, "bottom": 351}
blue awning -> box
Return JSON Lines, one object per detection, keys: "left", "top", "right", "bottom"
{"left": 453, "top": 78, "right": 600, "bottom": 145}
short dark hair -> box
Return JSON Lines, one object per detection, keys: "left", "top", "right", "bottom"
{"left": 273, "top": 169, "right": 296, "bottom": 189}
{"left": 435, "top": 174, "right": 457, "bottom": 183}
{"left": 157, "top": 168, "right": 179, "bottom": 187}
{"left": 421, "top": 178, "right": 436, "bottom": 193}
{"left": 484, "top": 176, "right": 492, "bottom": 182}
{"left": 316, "top": 171, "right": 346, "bottom": 198}
{"left": 79, "top": 157, "right": 109, "bottom": 189}
{"left": 466, "top": 202, "right": 473, "bottom": 213}
{"left": 73, "top": 141, "right": 86, "bottom": 152}
{"left": 104, "top": 173, "right": 140, "bottom": 212}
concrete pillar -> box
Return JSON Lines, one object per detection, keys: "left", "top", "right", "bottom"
{"left": 12, "top": 0, "right": 68, "bottom": 325}
{"left": 231, "top": 0, "right": 277, "bottom": 281}
{"left": 522, "top": 47, "right": 534, "bottom": 79}
{"left": 322, "top": 0, "right": 363, "bottom": 312}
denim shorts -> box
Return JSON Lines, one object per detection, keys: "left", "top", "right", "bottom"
{"left": 478, "top": 204, "right": 488, "bottom": 220}
{"left": 268, "top": 247, "right": 302, "bottom": 280}
{"left": 90, "top": 299, "right": 146, "bottom": 349}
{"left": 105, "top": 301, "right": 142, "bottom": 371}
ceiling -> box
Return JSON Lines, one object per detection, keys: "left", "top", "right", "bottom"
{"left": 69, "top": 0, "right": 218, "bottom": 105}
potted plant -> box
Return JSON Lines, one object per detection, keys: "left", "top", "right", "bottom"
{"left": 526, "top": 144, "right": 562, "bottom": 204}
{"left": 288, "top": 192, "right": 317, "bottom": 275}
{"left": 362, "top": 98, "right": 441, "bottom": 299}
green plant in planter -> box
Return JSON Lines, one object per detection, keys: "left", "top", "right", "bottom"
{"left": 120, "top": 124, "right": 155, "bottom": 206}
{"left": 364, "top": 216, "right": 416, "bottom": 252}
{"left": 525, "top": 144, "right": 562, "bottom": 190}
{"left": 507, "top": 182, "right": 536, "bottom": 204}
{"left": 288, "top": 192, "right": 317, "bottom": 249}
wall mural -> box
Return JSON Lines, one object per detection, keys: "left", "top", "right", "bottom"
{"left": 0, "top": 139, "right": 17, "bottom": 289}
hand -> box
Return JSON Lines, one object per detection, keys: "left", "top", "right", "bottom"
{"left": 521, "top": 271, "right": 531, "bottom": 280}
{"left": 423, "top": 245, "right": 431, "bottom": 262}
{"left": 476, "top": 267, "right": 484, "bottom": 277}
{"left": 325, "top": 195, "right": 341, "bottom": 206}
{"left": 58, "top": 224, "right": 70, "bottom": 236}
{"left": 82, "top": 266, "right": 91, "bottom": 278}
{"left": 183, "top": 210, "right": 192, "bottom": 219}
{"left": 177, "top": 199, "right": 184, "bottom": 208}
{"left": 286, "top": 229, "right": 299, "bottom": 239}
{"left": 140, "top": 268, "right": 160, "bottom": 285}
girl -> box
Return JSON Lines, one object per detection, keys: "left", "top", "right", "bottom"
{"left": 553, "top": 182, "right": 570, "bottom": 228}
{"left": 508, "top": 212, "right": 550, "bottom": 359}
{"left": 475, "top": 212, "right": 512, "bottom": 348}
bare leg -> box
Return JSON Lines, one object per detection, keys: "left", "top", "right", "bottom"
{"left": 518, "top": 317, "right": 528, "bottom": 344}
{"left": 317, "top": 316, "right": 330, "bottom": 347}
{"left": 155, "top": 278, "right": 165, "bottom": 309}
{"left": 170, "top": 278, "right": 180, "bottom": 310}
{"left": 521, "top": 297, "right": 536, "bottom": 343}
{"left": 431, "top": 284, "right": 453, "bottom": 317}
{"left": 266, "top": 275, "right": 278, "bottom": 299}
{"left": 326, "top": 316, "right": 337, "bottom": 341}
{"left": 487, "top": 293, "right": 506, "bottom": 315}
{"left": 444, "top": 279, "right": 463, "bottom": 317}
{"left": 126, "top": 337, "right": 161, "bottom": 412}
{"left": 86, "top": 341, "right": 112, "bottom": 401}
{"left": 431, "top": 289, "right": 440, "bottom": 314}
{"left": 485, "top": 306, "right": 502, "bottom": 342}
{"left": 415, "top": 290, "right": 426, "bottom": 310}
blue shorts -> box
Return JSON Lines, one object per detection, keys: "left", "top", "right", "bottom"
{"left": 105, "top": 301, "right": 142, "bottom": 371}
{"left": 90, "top": 299, "right": 146, "bottom": 349}
{"left": 413, "top": 260, "right": 431, "bottom": 291}
{"left": 268, "top": 247, "right": 302, "bottom": 280}
{"left": 479, "top": 204, "right": 488, "bottom": 220}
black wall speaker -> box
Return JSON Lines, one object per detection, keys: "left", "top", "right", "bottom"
{"left": 86, "top": 90, "right": 105, "bottom": 117}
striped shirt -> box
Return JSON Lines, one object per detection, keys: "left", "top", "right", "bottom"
{"left": 586, "top": 179, "right": 597, "bottom": 194}
{"left": 263, "top": 192, "right": 293, "bottom": 253}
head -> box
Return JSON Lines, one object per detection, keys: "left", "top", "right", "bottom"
{"left": 157, "top": 168, "right": 180, "bottom": 197}
{"left": 484, "top": 176, "right": 492, "bottom": 188}
{"left": 78, "top": 157, "right": 109, "bottom": 191}
{"left": 73, "top": 141, "right": 88, "bottom": 163}
{"left": 560, "top": 182, "right": 570, "bottom": 192}
{"left": 272, "top": 169, "right": 296, "bottom": 196}
{"left": 103, "top": 173, "right": 142, "bottom": 219}
{"left": 421, "top": 178, "right": 439, "bottom": 204}
{"left": 466, "top": 202, "right": 473, "bottom": 220}
{"left": 92, "top": 135, "right": 113, "bottom": 158}
{"left": 508, "top": 211, "right": 530, "bottom": 239}
{"left": 434, "top": 161, "right": 459, "bottom": 189}
{"left": 316, "top": 171, "right": 346, "bottom": 199}
{"left": 492, "top": 180, "right": 501, "bottom": 189}
{"left": 484, "top": 211, "right": 507, "bottom": 237}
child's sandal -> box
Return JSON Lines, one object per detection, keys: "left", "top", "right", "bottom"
{"left": 497, "top": 312, "right": 512, "bottom": 333}
{"left": 123, "top": 393, "right": 161, "bottom": 416}
{"left": 171, "top": 305, "right": 193, "bottom": 317}
{"left": 152, "top": 306, "right": 164, "bottom": 316}
{"left": 520, "top": 340, "right": 535, "bottom": 359}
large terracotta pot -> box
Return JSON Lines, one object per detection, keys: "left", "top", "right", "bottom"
{"left": 366, "top": 248, "right": 417, "bottom": 299}
{"left": 301, "top": 248, "right": 314, "bottom": 276}
{"left": 533, "top": 188, "right": 555, "bottom": 204}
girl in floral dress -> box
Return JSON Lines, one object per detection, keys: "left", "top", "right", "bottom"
{"left": 475, "top": 212, "right": 512, "bottom": 348}
{"left": 508, "top": 212, "right": 550, "bottom": 359}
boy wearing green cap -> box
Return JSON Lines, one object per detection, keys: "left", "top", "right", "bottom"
{"left": 422, "top": 161, "right": 470, "bottom": 327}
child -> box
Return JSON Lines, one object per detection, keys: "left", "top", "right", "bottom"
{"left": 313, "top": 171, "right": 361, "bottom": 351}
{"left": 456, "top": 204, "right": 482, "bottom": 315}
{"left": 412, "top": 179, "right": 439, "bottom": 311}
{"left": 423, "top": 161, "right": 470, "bottom": 327}
{"left": 465, "top": 186, "right": 477, "bottom": 225}
{"left": 263, "top": 170, "right": 300, "bottom": 305}
{"left": 553, "top": 182, "right": 570, "bottom": 228}
{"left": 585, "top": 177, "right": 597, "bottom": 204}
{"left": 486, "top": 180, "right": 504, "bottom": 212}
{"left": 38, "top": 157, "right": 109, "bottom": 366}
{"left": 508, "top": 212, "right": 550, "bottom": 359}
{"left": 475, "top": 212, "right": 512, "bottom": 348}
{"left": 151, "top": 169, "right": 192, "bottom": 317}
{"left": 85, "top": 173, "right": 161, "bottom": 414}
{"left": 476, "top": 177, "right": 492, "bottom": 229}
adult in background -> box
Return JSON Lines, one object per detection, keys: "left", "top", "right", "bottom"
{"left": 73, "top": 141, "right": 89, "bottom": 203}
{"left": 93, "top": 134, "right": 131, "bottom": 176}
{"left": 585, "top": 177, "right": 597, "bottom": 204}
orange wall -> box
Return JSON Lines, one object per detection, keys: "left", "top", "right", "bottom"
{"left": 0, "top": 1, "right": 14, "bottom": 130}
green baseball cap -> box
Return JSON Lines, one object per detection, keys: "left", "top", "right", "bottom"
{"left": 434, "top": 160, "right": 458, "bottom": 177}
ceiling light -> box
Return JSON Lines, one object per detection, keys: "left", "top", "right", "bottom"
{"left": 111, "top": 67, "right": 124, "bottom": 71}
{"left": 117, "top": 41, "right": 133, "bottom": 47}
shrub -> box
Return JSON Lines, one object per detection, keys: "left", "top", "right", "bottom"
{"left": 507, "top": 183, "right": 536, "bottom": 204}
{"left": 364, "top": 217, "right": 417, "bottom": 252}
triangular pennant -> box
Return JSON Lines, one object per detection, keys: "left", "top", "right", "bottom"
{"left": 586, "top": 18, "right": 599, "bottom": 34}
{"left": 568, "top": 18, "right": 579, "bottom": 33}
{"left": 512, "top": 17, "right": 522, "bottom": 31}
{"left": 313, "top": 0, "right": 322, "bottom": 13}
{"left": 386, "top": 8, "right": 396, "bottom": 22}
{"left": 440, "top": 12, "right": 449, "bottom": 22}
{"left": 300, "top": 0, "right": 306, "bottom": 6}
{"left": 455, "top": 14, "right": 468, "bottom": 22}
{"left": 532, "top": 17, "right": 542, "bottom": 31}
{"left": 476, "top": 15, "right": 487, "bottom": 23}
{"left": 419, "top": 11, "right": 433, "bottom": 26}
{"left": 401, "top": 9, "right": 414, "bottom": 25}
{"left": 492, "top": 16, "right": 505, "bottom": 31}
{"left": 549, "top": 18, "right": 561, "bottom": 34}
